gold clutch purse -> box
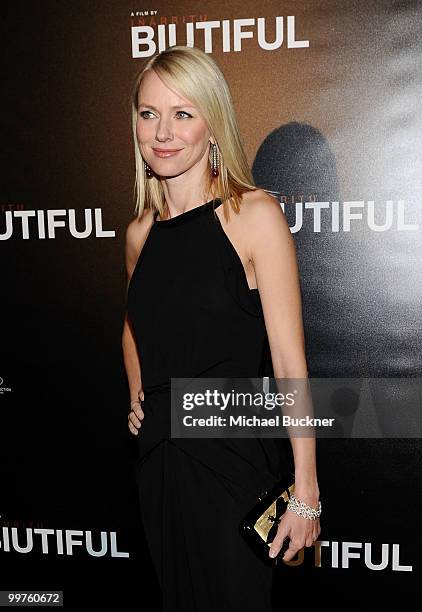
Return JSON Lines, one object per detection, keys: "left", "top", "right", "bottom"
{"left": 239, "top": 474, "right": 295, "bottom": 565}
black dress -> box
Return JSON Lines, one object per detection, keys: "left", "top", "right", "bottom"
{"left": 126, "top": 197, "right": 291, "bottom": 612}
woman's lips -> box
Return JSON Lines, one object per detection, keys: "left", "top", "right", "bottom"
{"left": 152, "top": 148, "right": 182, "bottom": 158}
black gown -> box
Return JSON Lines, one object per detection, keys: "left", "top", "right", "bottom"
{"left": 126, "top": 197, "right": 292, "bottom": 612}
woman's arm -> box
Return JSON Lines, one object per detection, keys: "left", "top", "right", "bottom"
{"left": 122, "top": 312, "right": 142, "bottom": 404}
{"left": 246, "top": 190, "right": 321, "bottom": 560}
{"left": 123, "top": 212, "right": 154, "bottom": 436}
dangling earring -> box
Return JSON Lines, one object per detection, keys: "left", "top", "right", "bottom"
{"left": 144, "top": 160, "right": 153, "bottom": 178}
{"left": 211, "top": 142, "right": 219, "bottom": 178}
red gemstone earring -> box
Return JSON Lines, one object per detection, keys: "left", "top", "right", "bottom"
{"left": 144, "top": 160, "right": 153, "bottom": 178}
{"left": 211, "top": 143, "right": 219, "bottom": 178}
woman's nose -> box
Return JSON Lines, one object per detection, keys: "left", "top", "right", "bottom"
{"left": 155, "top": 116, "right": 173, "bottom": 141}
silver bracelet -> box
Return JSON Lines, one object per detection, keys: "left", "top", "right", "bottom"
{"left": 287, "top": 494, "right": 322, "bottom": 520}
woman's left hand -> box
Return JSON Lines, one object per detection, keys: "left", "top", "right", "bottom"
{"left": 269, "top": 491, "right": 321, "bottom": 562}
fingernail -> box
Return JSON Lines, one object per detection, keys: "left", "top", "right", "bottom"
{"left": 269, "top": 549, "right": 276, "bottom": 558}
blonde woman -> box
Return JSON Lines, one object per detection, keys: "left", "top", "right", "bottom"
{"left": 123, "top": 46, "right": 320, "bottom": 611}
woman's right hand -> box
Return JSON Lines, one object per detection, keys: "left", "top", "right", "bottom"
{"left": 128, "top": 396, "right": 145, "bottom": 436}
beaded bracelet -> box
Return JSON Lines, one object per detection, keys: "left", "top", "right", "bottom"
{"left": 287, "top": 494, "right": 322, "bottom": 520}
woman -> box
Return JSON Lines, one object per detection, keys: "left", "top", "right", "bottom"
{"left": 123, "top": 45, "right": 320, "bottom": 611}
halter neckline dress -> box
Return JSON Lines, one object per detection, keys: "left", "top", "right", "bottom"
{"left": 126, "top": 197, "right": 291, "bottom": 611}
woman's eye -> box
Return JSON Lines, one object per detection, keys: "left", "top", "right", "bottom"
{"left": 139, "top": 110, "right": 154, "bottom": 119}
{"left": 176, "top": 111, "right": 192, "bottom": 119}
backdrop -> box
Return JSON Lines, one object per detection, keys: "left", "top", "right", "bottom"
{"left": 1, "top": 1, "right": 420, "bottom": 609}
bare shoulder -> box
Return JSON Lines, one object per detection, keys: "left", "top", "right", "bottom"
{"left": 240, "top": 189, "right": 290, "bottom": 253}
{"left": 126, "top": 208, "right": 154, "bottom": 246}
{"left": 125, "top": 208, "right": 155, "bottom": 279}
{"left": 241, "top": 189, "right": 286, "bottom": 228}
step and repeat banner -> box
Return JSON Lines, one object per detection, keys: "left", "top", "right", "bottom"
{"left": 1, "top": 1, "right": 420, "bottom": 609}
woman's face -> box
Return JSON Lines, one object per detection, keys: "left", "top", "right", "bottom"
{"left": 136, "top": 69, "right": 212, "bottom": 179}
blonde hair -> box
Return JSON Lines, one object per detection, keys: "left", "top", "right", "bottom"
{"left": 130, "top": 45, "right": 257, "bottom": 219}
